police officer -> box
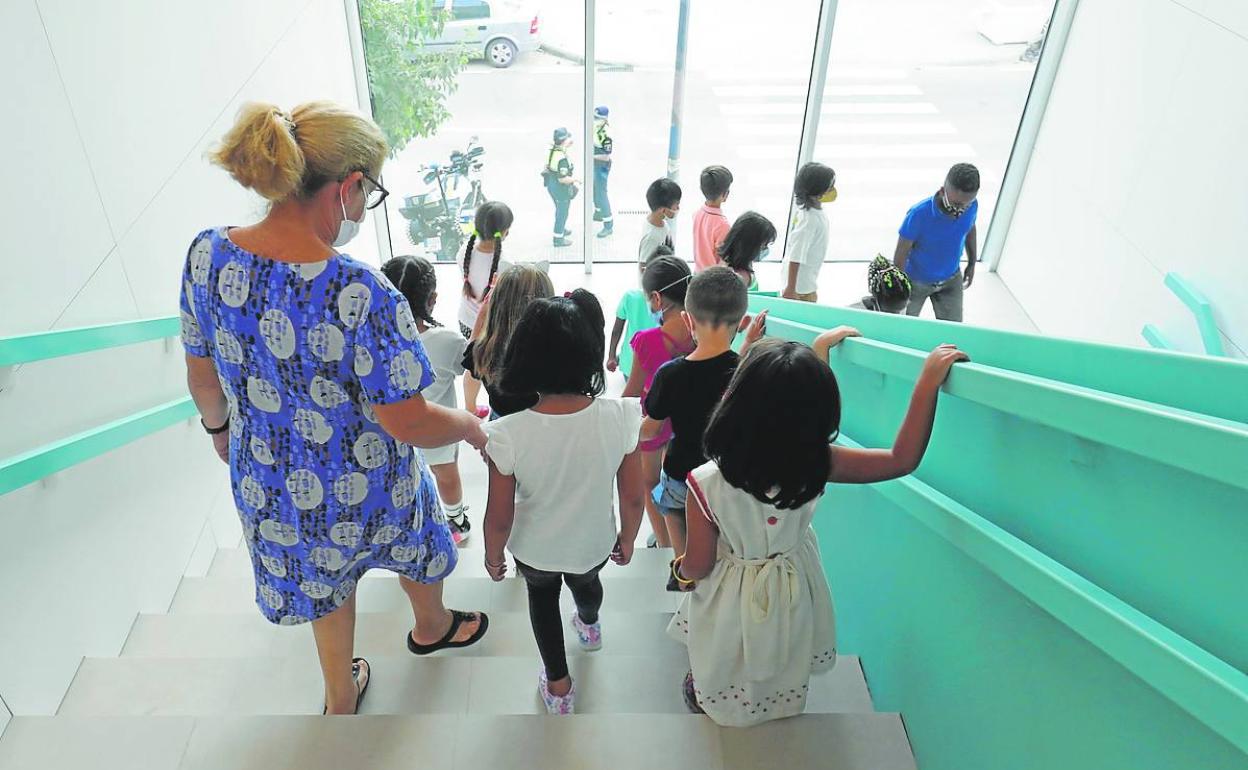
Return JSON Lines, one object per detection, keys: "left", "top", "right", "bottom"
{"left": 593, "top": 106, "right": 614, "bottom": 238}
{"left": 543, "top": 127, "right": 577, "bottom": 248}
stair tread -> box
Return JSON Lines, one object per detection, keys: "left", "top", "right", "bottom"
{"left": 169, "top": 573, "right": 681, "bottom": 615}
{"left": 60, "top": 654, "right": 873, "bottom": 717}
{"left": 0, "top": 713, "right": 917, "bottom": 770}
{"left": 124, "top": 610, "right": 689, "bottom": 659}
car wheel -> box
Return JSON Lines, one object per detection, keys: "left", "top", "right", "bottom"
{"left": 485, "top": 38, "right": 517, "bottom": 68}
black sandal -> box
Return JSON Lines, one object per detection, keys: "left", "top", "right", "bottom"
{"left": 323, "top": 657, "right": 370, "bottom": 715}
{"left": 406, "top": 610, "right": 490, "bottom": 655}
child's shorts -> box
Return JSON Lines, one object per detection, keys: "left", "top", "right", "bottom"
{"left": 652, "top": 470, "right": 687, "bottom": 518}
{"left": 422, "top": 443, "right": 458, "bottom": 467}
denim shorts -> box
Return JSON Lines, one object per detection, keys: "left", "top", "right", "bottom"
{"left": 652, "top": 470, "right": 687, "bottom": 518}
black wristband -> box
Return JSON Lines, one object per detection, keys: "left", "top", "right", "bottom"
{"left": 201, "top": 417, "right": 230, "bottom": 435}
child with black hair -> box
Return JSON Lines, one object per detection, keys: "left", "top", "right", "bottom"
{"left": 693, "top": 165, "right": 734, "bottom": 272}
{"left": 671, "top": 334, "right": 968, "bottom": 726}
{"left": 623, "top": 254, "right": 695, "bottom": 550}
{"left": 381, "top": 255, "right": 473, "bottom": 544}
{"left": 643, "top": 266, "right": 766, "bottom": 566}
{"left": 460, "top": 201, "right": 515, "bottom": 415}
{"left": 851, "top": 255, "right": 912, "bottom": 313}
{"left": 482, "top": 289, "right": 646, "bottom": 715}
{"left": 640, "top": 178, "right": 682, "bottom": 262}
{"left": 718, "top": 211, "right": 776, "bottom": 290}
{"left": 606, "top": 243, "right": 673, "bottom": 377}
{"left": 782, "top": 162, "right": 836, "bottom": 302}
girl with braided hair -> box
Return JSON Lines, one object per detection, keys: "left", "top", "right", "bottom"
{"left": 851, "top": 254, "right": 912, "bottom": 314}
{"left": 459, "top": 201, "right": 514, "bottom": 414}
{"left": 383, "top": 256, "right": 475, "bottom": 544}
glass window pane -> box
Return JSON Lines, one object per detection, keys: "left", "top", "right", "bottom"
{"left": 358, "top": 0, "right": 584, "bottom": 265}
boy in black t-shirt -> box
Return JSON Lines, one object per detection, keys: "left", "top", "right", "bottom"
{"left": 644, "top": 267, "right": 766, "bottom": 574}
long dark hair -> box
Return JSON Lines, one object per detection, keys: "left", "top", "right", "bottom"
{"left": 381, "top": 255, "right": 438, "bottom": 328}
{"left": 462, "top": 201, "right": 514, "bottom": 300}
{"left": 703, "top": 339, "right": 841, "bottom": 509}
{"left": 499, "top": 289, "right": 606, "bottom": 398}
{"left": 717, "top": 211, "right": 776, "bottom": 276}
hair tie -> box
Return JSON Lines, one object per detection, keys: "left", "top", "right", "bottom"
{"left": 276, "top": 110, "right": 296, "bottom": 133}
{"left": 493, "top": 231, "right": 503, "bottom": 239}
{"left": 563, "top": 291, "right": 573, "bottom": 298}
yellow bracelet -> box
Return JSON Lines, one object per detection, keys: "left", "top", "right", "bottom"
{"left": 671, "top": 556, "right": 696, "bottom": 586}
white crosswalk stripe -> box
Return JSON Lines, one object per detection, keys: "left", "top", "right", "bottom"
{"left": 710, "top": 70, "right": 983, "bottom": 261}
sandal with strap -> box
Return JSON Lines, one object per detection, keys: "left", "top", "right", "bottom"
{"left": 323, "top": 657, "right": 370, "bottom": 715}
{"left": 407, "top": 610, "right": 490, "bottom": 655}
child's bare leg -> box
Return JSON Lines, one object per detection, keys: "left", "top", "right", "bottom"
{"left": 642, "top": 450, "right": 670, "bottom": 548}
{"left": 429, "top": 462, "right": 463, "bottom": 508}
{"left": 464, "top": 373, "right": 483, "bottom": 413}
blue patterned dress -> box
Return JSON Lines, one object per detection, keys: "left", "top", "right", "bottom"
{"left": 179, "top": 227, "right": 456, "bottom": 625}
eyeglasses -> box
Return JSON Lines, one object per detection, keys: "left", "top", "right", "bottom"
{"left": 360, "top": 171, "right": 389, "bottom": 210}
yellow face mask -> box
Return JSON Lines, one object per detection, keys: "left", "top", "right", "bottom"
{"left": 820, "top": 187, "right": 838, "bottom": 203}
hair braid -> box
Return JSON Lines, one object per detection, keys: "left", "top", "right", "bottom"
{"left": 462, "top": 233, "right": 478, "bottom": 298}
{"left": 484, "top": 238, "right": 503, "bottom": 299}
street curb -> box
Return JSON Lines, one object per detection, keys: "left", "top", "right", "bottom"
{"left": 538, "top": 43, "right": 635, "bottom": 72}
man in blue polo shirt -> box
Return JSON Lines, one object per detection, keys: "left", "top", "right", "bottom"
{"left": 893, "top": 163, "right": 980, "bottom": 322}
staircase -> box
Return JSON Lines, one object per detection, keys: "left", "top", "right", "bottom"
{"left": 0, "top": 534, "right": 916, "bottom": 769}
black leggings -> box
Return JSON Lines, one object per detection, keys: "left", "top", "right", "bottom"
{"left": 515, "top": 558, "right": 607, "bottom": 682}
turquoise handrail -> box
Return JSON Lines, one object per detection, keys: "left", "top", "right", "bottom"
{"left": 0, "top": 316, "right": 179, "bottom": 367}
{"left": 1141, "top": 323, "right": 1174, "bottom": 351}
{"left": 0, "top": 397, "right": 197, "bottom": 496}
{"left": 1164, "top": 272, "right": 1225, "bottom": 357}
{"left": 767, "top": 316, "right": 1248, "bottom": 492}
{"left": 840, "top": 434, "right": 1248, "bottom": 754}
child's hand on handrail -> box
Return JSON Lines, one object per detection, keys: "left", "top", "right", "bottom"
{"left": 813, "top": 326, "right": 861, "bottom": 362}
{"left": 740, "top": 310, "right": 769, "bottom": 353}
{"left": 918, "top": 344, "right": 969, "bottom": 389}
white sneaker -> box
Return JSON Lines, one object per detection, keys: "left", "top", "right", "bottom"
{"left": 538, "top": 669, "right": 575, "bottom": 715}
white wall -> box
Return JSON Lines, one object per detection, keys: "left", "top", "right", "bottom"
{"left": 996, "top": 0, "right": 1248, "bottom": 359}
{"left": 0, "top": 0, "right": 367, "bottom": 714}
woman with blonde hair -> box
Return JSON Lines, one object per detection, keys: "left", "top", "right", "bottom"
{"left": 461, "top": 264, "right": 555, "bottom": 417}
{"left": 181, "top": 101, "right": 489, "bottom": 715}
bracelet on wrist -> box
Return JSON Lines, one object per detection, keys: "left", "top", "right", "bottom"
{"left": 671, "top": 555, "right": 696, "bottom": 586}
{"left": 201, "top": 417, "right": 230, "bottom": 435}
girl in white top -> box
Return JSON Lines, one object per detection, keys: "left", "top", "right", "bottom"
{"left": 482, "top": 289, "right": 646, "bottom": 716}
{"left": 459, "top": 202, "right": 513, "bottom": 413}
{"left": 782, "top": 162, "right": 836, "bottom": 302}
{"left": 382, "top": 255, "right": 473, "bottom": 545}
{"left": 671, "top": 331, "right": 968, "bottom": 727}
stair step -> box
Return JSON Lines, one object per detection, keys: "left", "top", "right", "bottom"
{"left": 60, "top": 654, "right": 873, "bottom": 717}
{"left": 123, "top": 611, "right": 680, "bottom": 660}
{"left": 207, "top": 546, "right": 676, "bottom": 581}
{"left": 0, "top": 713, "right": 916, "bottom": 769}
{"left": 169, "top": 574, "right": 681, "bottom": 615}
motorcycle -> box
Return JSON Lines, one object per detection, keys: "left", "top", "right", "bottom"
{"left": 398, "top": 137, "right": 486, "bottom": 262}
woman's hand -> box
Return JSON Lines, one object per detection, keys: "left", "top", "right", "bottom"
{"left": 918, "top": 344, "right": 969, "bottom": 388}
{"left": 465, "top": 418, "right": 488, "bottom": 452}
{"left": 211, "top": 431, "right": 229, "bottom": 464}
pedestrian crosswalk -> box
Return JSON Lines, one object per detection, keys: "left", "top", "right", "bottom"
{"left": 706, "top": 70, "right": 993, "bottom": 263}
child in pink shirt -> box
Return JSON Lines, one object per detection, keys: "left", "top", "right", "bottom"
{"left": 692, "top": 165, "right": 733, "bottom": 272}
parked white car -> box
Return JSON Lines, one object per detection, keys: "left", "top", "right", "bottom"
{"left": 426, "top": 0, "right": 541, "bottom": 68}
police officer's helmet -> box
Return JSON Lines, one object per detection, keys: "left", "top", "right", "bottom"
{"left": 552, "top": 127, "right": 571, "bottom": 144}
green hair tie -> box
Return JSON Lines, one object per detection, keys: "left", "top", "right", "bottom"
{"left": 493, "top": 231, "right": 503, "bottom": 239}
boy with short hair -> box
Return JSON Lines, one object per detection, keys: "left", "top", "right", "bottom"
{"left": 693, "top": 166, "right": 734, "bottom": 272}
{"left": 640, "top": 178, "right": 682, "bottom": 263}
{"left": 643, "top": 266, "right": 765, "bottom": 571}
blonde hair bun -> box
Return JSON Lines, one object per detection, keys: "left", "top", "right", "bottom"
{"left": 210, "top": 100, "right": 388, "bottom": 204}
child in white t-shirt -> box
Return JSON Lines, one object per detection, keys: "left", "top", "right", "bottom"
{"left": 482, "top": 289, "right": 645, "bottom": 716}
{"left": 382, "top": 255, "right": 473, "bottom": 544}
{"left": 639, "top": 177, "right": 682, "bottom": 262}
{"left": 782, "top": 162, "right": 836, "bottom": 303}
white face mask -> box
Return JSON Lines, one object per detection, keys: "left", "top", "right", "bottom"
{"left": 333, "top": 183, "right": 364, "bottom": 247}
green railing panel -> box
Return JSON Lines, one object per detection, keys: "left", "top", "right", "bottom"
{"left": 1165, "top": 272, "right": 1226, "bottom": 357}
{"left": 819, "top": 481, "right": 1248, "bottom": 770}
{"left": 1141, "top": 323, "right": 1175, "bottom": 351}
{"left": 0, "top": 316, "right": 179, "bottom": 367}
{"left": 768, "top": 316, "right": 1248, "bottom": 491}
{"left": 832, "top": 435, "right": 1248, "bottom": 755}
{"left": 748, "top": 295, "right": 1248, "bottom": 424}
{"left": 761, "top": 310, "right": 1248, "bottom": 678}
{"left": 0, "top": 397, "right": 196, "bottom": 496}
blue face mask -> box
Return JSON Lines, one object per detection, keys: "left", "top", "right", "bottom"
{"left": 759, "top": 247, "right": 771, "bottom": 260}
{"left": 651, "top": 304, "right": 669, "bottom": 324}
